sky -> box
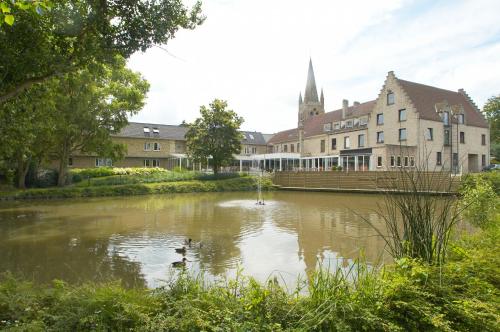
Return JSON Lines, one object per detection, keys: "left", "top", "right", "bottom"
{"left": 127, "top": 0, "right": 500, "bottom": 134}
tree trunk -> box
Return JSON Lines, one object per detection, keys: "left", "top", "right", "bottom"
{"left": 213, "top": 160, "right": 219, "bottom": 175}
{"left": 57, "top": 147, "right": 69, "bottom": 187}
{"left": 16, "top": 154, "right": 30, "bottom": 189}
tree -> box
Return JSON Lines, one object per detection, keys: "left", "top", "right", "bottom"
{"left": 0, "top": 0, "right": 51, "bottom": 26}
{"left": 483, "top": 95, "right": 500, "bottom": 159}
{"left": 48, "top": 57, "right": 149, "bottom": 186}
{"left": 0, "top": 83, "right": 56, "bottom": 189}
{"left": 185, "top": 100, "right": 243, "bottom": 175}
{"left": 0, "top": 0, "right": 203, "bottom": 104}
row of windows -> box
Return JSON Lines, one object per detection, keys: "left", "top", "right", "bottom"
{"left": 144, "top": 159, "right": 161, "bottom": 167}
{"left": 243, "top": 146, "right": 258, "bottom": 154}
{"left": 441, "top": 112, "right": 465, "bottom": 126}
{"left": 277, "top": 143, "right": 299, "bottom": 153}
{"left": 144, "top": 142, "right": 161, "bottom": 151}
{"left": 375, "top": 109, "right": 406, "bottom": 126}
{"left": 323, "top": 116, "right": 369, "bottom": 132}
{"left": 375, "top": 155, "right": 416, "bottom": 168}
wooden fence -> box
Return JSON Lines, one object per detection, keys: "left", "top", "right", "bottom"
{"left": 272, "top": 171, "right": 461, "bottom": 193}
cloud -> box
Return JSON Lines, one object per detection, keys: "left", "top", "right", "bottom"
{"left": 127, "top": 0, "right": 500, "bottom": 133}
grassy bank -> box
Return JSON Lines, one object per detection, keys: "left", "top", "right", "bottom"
{"left": 0, "top": 176, "right": 274, "bottom": 201}
{"left": 0, "top": 223, "right": 498, "bottom": 331}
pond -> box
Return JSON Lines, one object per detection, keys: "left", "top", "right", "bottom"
{"left": 0, "top": 191, "right": 390, "bottom": 288}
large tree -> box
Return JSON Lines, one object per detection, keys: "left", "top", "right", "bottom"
{"left": 186, "top": 100, "right": 243, "bottom": 175}
{"left": 483, "top": 95, "right": 500, "bottom": 160}
{"left": 0, "top": 0, "right": 203, "bottom": 104}
{"left": 49, "top": 57, "right": 149, "bottom": 186}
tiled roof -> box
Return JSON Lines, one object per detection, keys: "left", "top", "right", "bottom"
{"left": 303, "top": 100, "right": 376, "bottom": 137}
{"left": 267, "top": 128, "right": 299, "bottom": 144}
{"left": 115, "top": 122, "right": 268, "bottom": 145}
{"left": 396, "top": 79, "right": 488, "bottom": 128}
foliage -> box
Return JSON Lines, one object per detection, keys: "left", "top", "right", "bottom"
{"left": 0, "top": 0, "right": 203, "bottom": 104}
{"left": 0, "top": 223, "right": 498, "bottom": 331}
{"left": 0, "top": 176, "right": 274, "bottom": 200}
{"left": 70, "top": 167, "right": 170, "bottom": 180}
{"left": 186, "top": 99, "right": 244, "bottom": 175}
{"left": 460, "top": 174, "right": 498, "bottom": 228}
{"left": 0, "top": 0, "right": 51, "bottom": 26}
{"left": 483, "top": 95, "right": 500, "bottom": 150}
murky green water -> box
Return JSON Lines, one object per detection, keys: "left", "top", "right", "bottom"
{"left": 0, "top": 192, "right": 389, "bottom": 288}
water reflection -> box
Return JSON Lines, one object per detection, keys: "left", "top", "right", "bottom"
{"left": 0, "top": 192, "right": 389, "bottom": 288}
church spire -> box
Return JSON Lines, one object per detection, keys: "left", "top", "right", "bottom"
{"left": 320, "top": 88, "right": 324, "bottom": 106}
{"left": 299, "top": 92, "right": 303, "bottom": 104}
{"left": 304, "top": 58, "right": 319, "bottom": 103}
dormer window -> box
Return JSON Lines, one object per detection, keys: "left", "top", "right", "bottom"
{"left": 457, "top": 114, "right": 464, "bottom": 124}
{"left": 442, "top": 111, "right": 450, "bottom": 125}
{"left": 359, "top": 116, "right": 368, "bottom": 126}
{"left": 387, "top": 91, "right": 395, "bottom": 105}
{"left": 333, "top": 122, "right": 340, "bottom": 130}
{"left": 249, "top": 134, "right": 254, "bottom": 140}
{"left": 346, "top": 120, "right": 353, "bottom": 128}
{"left": 143, "top": 127, "right": 151, "bottom": 137}
{"left": 153, "top": 128, "right": 159, "bottom": 136}
{"left": 323, "top": 123, "right": 332, "bottom": 132}
{"left": 353, "top": 118, "right": 359, "bottom": 126}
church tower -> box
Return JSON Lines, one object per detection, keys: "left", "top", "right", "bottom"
{"left": 298, "top": 59, "right": 325, "bottom": 128}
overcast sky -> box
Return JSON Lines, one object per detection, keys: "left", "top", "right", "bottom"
{"left": 127, "top": 0, "right": 500, "bottom": 134}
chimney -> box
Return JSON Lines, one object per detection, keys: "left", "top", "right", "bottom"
{"left": 353, "top": 101, "right": 360, "bottom": 107}
{"left": 342, "top": 99, "right": 348, "bottom": 119}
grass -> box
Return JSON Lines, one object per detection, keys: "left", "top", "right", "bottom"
{"left": 0, "top": 224, "right": 498, "bottom": 331}
{"left": 0, "top": 176, "right": 274, "bottom": 200}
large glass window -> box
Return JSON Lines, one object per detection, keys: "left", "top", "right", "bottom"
{"left": 96, "top": 158, "right": 112, "bottom": 167}
{"left": 399, "top": 128, "right": 407, "bottom": 141}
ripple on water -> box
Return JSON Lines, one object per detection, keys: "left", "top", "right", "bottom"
{"left": 217, "top": 199, "right": 280, "bottom": 209}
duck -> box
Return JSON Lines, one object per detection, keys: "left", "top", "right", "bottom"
{"left": 183, "top": 238, "right": 193, "bottom": 247}
{"left": 175, "top": 246, "right": 187, "bottom": 254}
{"left": 172, "top": 257, "right": 187, "bottom": 268}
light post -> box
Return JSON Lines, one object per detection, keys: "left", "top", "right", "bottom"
{"left": 434, "top": 102, "right": 464, "bottom": 174}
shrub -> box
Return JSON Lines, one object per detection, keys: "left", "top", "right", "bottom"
{"left": 460, "top": 174, "right": 497, "bottom": 229}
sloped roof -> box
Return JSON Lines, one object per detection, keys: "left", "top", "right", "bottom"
{"left": 303, "top": 100, "right": 376, "bottom": 137}
{"left": 115, "top": 122, "right": 267, "bottom": 145}
{"left": 267, "top": 128, "right": 299, "bottom": 144}
{"left": 397, "top": 79, "right": 488, "bottom": 128}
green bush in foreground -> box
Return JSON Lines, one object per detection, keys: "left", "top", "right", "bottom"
{"left": 0, "top": 224, "right": 498, "bottom": 331}
{"left": 0, "top": 176, "right": 274, "bottom": 200}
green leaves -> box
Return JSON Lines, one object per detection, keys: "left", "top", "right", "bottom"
{"left": 4, "top": 14, "right": 13, "bottom": 25}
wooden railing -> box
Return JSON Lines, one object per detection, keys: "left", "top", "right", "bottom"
{"left": 272, "top": 171, "right": 460, "bottom": 193}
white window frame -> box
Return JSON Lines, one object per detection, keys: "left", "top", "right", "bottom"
{"left": 344, "top": 136, "right": 350, "bottom": 149}
{"left": 153, "top": 142, "right": 161, "bottom": 151}
{"left": 358, "top": 134, "right": 365, "bottom": 148}
{"left": 377, "top": 131, "right": 384, "bottom": 143}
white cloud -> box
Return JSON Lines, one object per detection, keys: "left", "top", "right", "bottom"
{"left": 127, "top": 0, "right": 500, "bottom": 133}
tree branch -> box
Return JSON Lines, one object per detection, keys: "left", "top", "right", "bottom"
{"left": 0, "top": 72, "right": 59, "bottom": 105}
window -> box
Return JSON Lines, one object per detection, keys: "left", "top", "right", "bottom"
{"left": 398, "top": 109, "right": 407, "bottom": 122}
{"left": 320, "top": 140, "right": 325, "bottom": 153}
{"left": 482, "top": 154, "right": 486, "bottom": 167}
{"left": 331, "top": 138, "right": 337, "bottom": 150}
{"left": 153, "top": 128, "right": 159, "bottom": 136}
{"left": 458, "top": 114, "right": 464, "bottom": 124}
{"left": 376, "top": 131, "right": 384, "bottom": 143}
{"left": 399, "top": 128, "right": 407, "bottom": 141}
{"left": 358, "top": 134, "right": 365, "bottom": 148}
{"left": 376, "top": 113, "right": 384, "bottom": 125}
{"left": 482, "top": 134, "right": 486, "bottom": 145}
{"left": 152, "top": 159, "right": 160, "bottom": 167}
{"left": 153, "top": 142, "right": 161, "bottom": 151}
{"left": 333, "top": 122, "right": 340, "bottom": 130}
{"left": 297, "top": 143, "right": 300, "bottom": 152}
{"left": 344, "top": 136, "right": 350, "bottom": 149}
{"left": 284, "top": 144, "right": 288, "bottom": 152}
{"left": 404, "top": 156, "right": 409, "bottom": 167}
{"left": 444, "top": 129, "right": 450, "bottom": 145}
{"left": 460, "top": 131, "right": 465, "bottom": 144}
{"left": 68, "top": 157, "right": 73, "bottom": 167}
{"left": 252, "top": 147, "right": 257, "bottom": 154}
{"left": 390, "top": 156, "right": 395, "bottom": 167}
{"left": 359, "top": 117, "right": 368, "bottom": 126}
{"left": 436, "top": 152, "right": 442, "bottom": 166}
{"left": 387, "top": 91, "right": 395, "bottom": 105}
{"left": 346, "top": 120, "right": 353, "bottom": 128}
{"left": 143, "top": 127, "right": 150, "bottom": 137}
{"left": 443, "top": 112, "right": 449, "bottom": 125}
{"left": 96, "top": 158, "right": 112, "bottom": 167}
{"left": 410, "top": 156, "right": 415, "bottom": 167}
{"left": 323, "top": 123, "right": 332, "bottom": 132}
{"left": 377, "top": 156, "right": 383, "bottom": 167}
{"left": 244, "top": 146, "right": 250, "bottom": 154}
{"left": 290, "top": 144, "right": 294, "bottom": 153}
{"left": 249, "top": 134, "right": 255, "bottom": 140}
{"left": 426, "top": 128, "right": 433, "bottom": 140}
{"left": 397, "top": 156, "right": 402, "bottom": 167}
{"left": 354, "top": 118, "right": 360, "bottom": 127}
{"left": 144, "top": 142, "right": 151, "bottom": 151}
{"left": 453, "top": 153, "right": 458, "bottom": 167}
{"left": 143, "top": 159, "right": 150, "bottom": 167}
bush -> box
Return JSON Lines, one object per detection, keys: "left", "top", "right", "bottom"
{"left": 460, "top": 174, "right": 498, "bottom": 229}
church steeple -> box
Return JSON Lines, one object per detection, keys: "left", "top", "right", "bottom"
{"left": 304, "top": 58, "right": 319, "bottom": 103}
{"left": 320, "top": 88, "right": 324, "bottom": 107}
{"left": 299, "top": 92, "right": 303, "bottom": 104}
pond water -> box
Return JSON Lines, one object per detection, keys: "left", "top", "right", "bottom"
{"left": 0, "top": 192, "right": 390, "bottom": 288}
